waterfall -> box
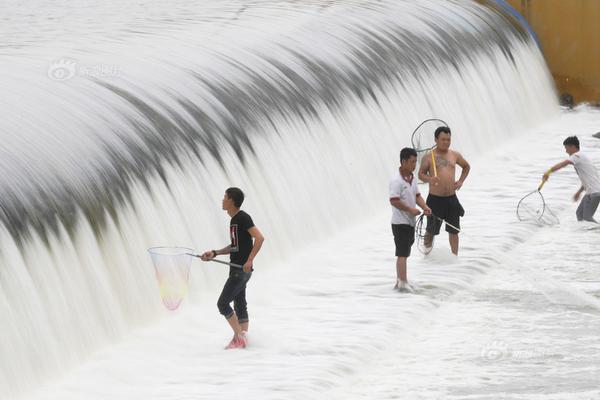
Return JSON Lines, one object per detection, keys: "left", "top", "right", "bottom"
{"left": 0, "top": 0, "right": 557, "bottom": 397}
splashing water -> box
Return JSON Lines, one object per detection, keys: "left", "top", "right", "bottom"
{"left": 0, "top": 0, "right": 567, "bottom": 398}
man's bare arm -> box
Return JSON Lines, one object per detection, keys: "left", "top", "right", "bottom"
{"left": 543, "top": 159, "right": 572, "bottom": 182}
{"left": 201, "top": 245, "right": 232, "bottom": 260}
{"left": 419, "top": 152, "right": 438, "bottom": 184}
{"left": 215, "top": 245, "right": 233, "bottom": 255}
{"left": 455, "top": 152, "right": 470, "bottom": 190}
{"left": 574, "top": 185, "right": 585, "bottom": 201}
{"left": 244, "top": 226, "right": 265, "bottom": 272}
{"left": 415, "top": 193, "right": 431, "bottom": 215}
{"left": 390, "top": 197, "right": 420, "bottom": 215}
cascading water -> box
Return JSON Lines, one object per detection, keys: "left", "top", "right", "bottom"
{"left": 0, "top": 0, "right": 560, "bottom": 398}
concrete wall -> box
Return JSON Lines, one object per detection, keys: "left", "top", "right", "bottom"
{"left": 506, "top": 0, "right": 600, "bottom": 105}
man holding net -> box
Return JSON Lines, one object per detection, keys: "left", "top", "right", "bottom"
{"left": 418, "top": 126, "right": 470, "bottom": 255}
{"left": 542, "top": 136, "right": 600, "bottom": 222}
{"left": 390, "top": 148, "right": 431, "bottom": 291}
{"left": 201, "top": 187, "right": 265, "bottom": 349}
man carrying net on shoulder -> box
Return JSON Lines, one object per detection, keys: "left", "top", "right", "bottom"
{"left": 418, "top": 126, "right": 470, "bottom": 255}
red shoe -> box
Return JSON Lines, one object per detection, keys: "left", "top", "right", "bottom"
{"left": 224, "top": 336, "right": 239, "bottom": 349}
{"left": 224, "top": 333, "right": 247, "bottom": 350}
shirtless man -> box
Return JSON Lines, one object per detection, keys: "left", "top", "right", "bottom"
{"left": 418, "top": 126, "right": 470, "bottom": 255}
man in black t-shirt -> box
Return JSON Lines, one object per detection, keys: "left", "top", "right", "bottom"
{"left": 201, "top": 187, "right": 265, "bottom": 349}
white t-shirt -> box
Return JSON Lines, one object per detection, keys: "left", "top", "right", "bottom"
{"left": 569, "top": 152, "right": 600, "bottom": 194}
{"left": 389, "top": 171, "right": 420, "bottom": 226}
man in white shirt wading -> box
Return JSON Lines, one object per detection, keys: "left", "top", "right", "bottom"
{"left": 542, "top": 136, "right": 600, "bottom": 222}
{"left": 389, "top": 147, "right": 431, "bottom": 291}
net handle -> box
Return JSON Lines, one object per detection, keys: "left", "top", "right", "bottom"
{"left": 430, "top": 213, "right": 461, "bottom": 233}
{"left": 186, "top": 253, "right": 243, "bottom": 269}
{"left": 431, "top": 149, "right": 438, "bottom": 177}
{"left": 537, "top": 179, "right": 546, "bottom": 191}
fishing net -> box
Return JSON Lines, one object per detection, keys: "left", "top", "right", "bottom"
{"left": 517, "top": 189, "right": 545, "bottom": 221}
{"left": 516, "top": 185, "right": 559, "bottom": 226}
{"left": 411, "top": 118, "right": 449, "bottom": 182}
{"left": 415, "top": 214, "right": 435, "bottom": 255}
{"left": 148, "top": 247, "right": 194, "bottom": 311}
{"left": 411, "top": 118, "right": 449, "bottom": 153}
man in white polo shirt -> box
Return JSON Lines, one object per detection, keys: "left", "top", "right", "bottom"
{"left": 390, "top": 147, "right": 431, "bottom": 291}
{"left": 542, "top": 136, "right": 600, "bottom": 222}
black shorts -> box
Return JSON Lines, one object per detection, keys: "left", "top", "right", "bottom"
{"left": 426, "top": 194, "right": 464, "bottom": 235}
{"left": 392, "top": 224, "right": 415, "bottom": 257}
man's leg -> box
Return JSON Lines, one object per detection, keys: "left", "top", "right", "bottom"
{"left": 425, "top": 218, "right": 441, "bottom": 249}
{"left": 393, "top": 225, "right": 413, "bottom": 286}
{"left": 425, "top": 195, "right": 442, "bottom": 249}
{"left": 396, "top": 257, "right": 407, "bottom": 282}
{"left": 424, "top": 232, "right": 433, "bottom": 248}
{"left": 218, "top": 273, "right": 250, "bottom": 344}
{"left": 581, "top": 193, "right": 600, "bottom": 222}
{"left": 223, "top": 313, "right": 247, "bottom": 350}
{"left": 225, "top": 313, "right": 243, "bottom": 336}
{"left": 449, "top": 233, "right": 459, "bottom": 255}
{"left": 576, "top": 196, "right": 586, "bottom": 221}
{"left": 446, "top": 196, "right": 462, "bottom": 255}
{"left": 233, "top": 283, "right": 250, "bottom": 332}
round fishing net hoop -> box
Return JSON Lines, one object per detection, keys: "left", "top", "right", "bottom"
{"left": 516, "top": 190, "right": 559, "bottom": 226}
{"left": 410, "top": 118, "right": 449, "bottom": 153}
{"left": 148, "top": 247, "right": 194, "bottom": 311}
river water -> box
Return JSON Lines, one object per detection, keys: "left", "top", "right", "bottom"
{"left": 2, "top": 1, "right": 598, "bottom": 399}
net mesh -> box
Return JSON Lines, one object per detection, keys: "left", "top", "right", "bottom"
{"left": 516, "top": 190, "right": 559, "bottom": 225}
{"left": 410, "top": 118, "right": 448, "bottom": 152}
{"left": 415, "top": 214, "right": 434, "bottom": 255}
{"left": 148, "top": 247, "right": 194, "bottom": 311}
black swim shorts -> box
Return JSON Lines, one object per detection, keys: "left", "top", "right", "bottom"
{"left": 426, "top": 194, "right": 464, "bottom": 235}
{"left": 392, "top": 224, "right": 415, "bottom": 257}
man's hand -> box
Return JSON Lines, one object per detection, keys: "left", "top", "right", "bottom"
{"left": 200, "top": 250, "right": 214, "bottom": 261}
{"left": 454, "top": 180, "right": 463, "bottom": 191}
{"left": 423, "top": 206, "right": 432, "bottom": 216}
{"left": 429, "top": 176, "right": 440, "bottom": 186}
{"left": 243, "top": 260, "right": 253, "bottom": 273}
{"left": 573, "top": 192, "right": 581, "bottom": 202}
{"left": 542, "top": 172, "right": 550, "bottom": 182}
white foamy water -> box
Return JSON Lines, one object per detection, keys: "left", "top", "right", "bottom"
{"left": 22, "top": 108, "right": 600, "bottom": 400}
{"left": 3, "top": 0, "right": 598, "bottom": 399}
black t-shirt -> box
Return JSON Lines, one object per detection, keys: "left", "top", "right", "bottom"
{"left": 230, "top": 210, "right": 255, "bottom": 267}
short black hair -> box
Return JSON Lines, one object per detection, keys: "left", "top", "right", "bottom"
{"left": 225, "top": 187, "right": 244, "bottom": 207}
{"left": 400, "top": 147, "right": 418, "bottom": 161}
{"left": 434, "top": 126, "right": 451, "bottom": 139}
{"left": 563, "top": 136, "right": 580, "bottom": 149}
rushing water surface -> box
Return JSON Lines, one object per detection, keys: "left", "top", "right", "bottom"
{"left": 21, "top": 108, "right": 600, "bottom": 400}
{"left": 2, "top": 1, "right": 599, "bottom": 399}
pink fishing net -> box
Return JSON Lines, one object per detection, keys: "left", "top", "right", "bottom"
{"left": 148, "top": 247, "right": 194, "bottom": 310}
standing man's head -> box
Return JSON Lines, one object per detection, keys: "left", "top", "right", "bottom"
{"left": 223, "top": 187, "right": 244, "bottom": 211}
{"left": 434, "top": 126, "right": 451, "bottom": 151}
{"left": 563, "top": 136, "right": 580, "bottom": 155}
{"left": 400, "top": 147, "right": 418, "bottom": 172}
